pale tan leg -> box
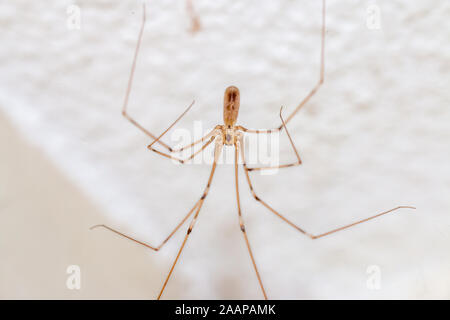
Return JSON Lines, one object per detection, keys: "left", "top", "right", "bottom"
{"left": 239, "top": 137, "right": 415, "bottom": 239}
{"left": 236, "top": 126, "right": 280, "bottom": 134}
{"left": 172, "top": 125, "right": 222, "bottom": 153}
{"left": 234, "top": 141, "right": 268, "bottom": 300}
{"left": 281, "top": 0, "right": 326, "bottom": 128}
{"left": 157, "top": 141, "right": 224, "bottom": 300}
{"left": 90, "top": 201, "right": 201, "bottom": 251}
{"left": 147, "top": 124, "right": 221, "bottom": 163}
{"left": 90, "top": 138, "right": 219, "bottom": 247}
{"left": 246, "top": 107, "right": 302, "bottom": 172}
{"left": 149, "top": 135, "right": 216, "bottom": 164}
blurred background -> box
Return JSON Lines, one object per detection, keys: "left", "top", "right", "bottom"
{"left": 0, "top": 0, "right": 449, "bottom": 299}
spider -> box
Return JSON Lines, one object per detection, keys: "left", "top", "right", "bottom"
{"left": 91, "top": 1, "right": 414, "bottom": 299}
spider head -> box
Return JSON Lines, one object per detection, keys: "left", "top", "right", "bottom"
{"left": 223, "top": 86, "right": 240, "bottom": 127}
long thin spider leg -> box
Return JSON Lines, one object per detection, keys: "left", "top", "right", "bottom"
{"left": 235, "top": 140, "right": 267, "bottom": 300}
{"left": 307, "top": 206, "right": 416, "bottom": 239}
{"left": 147, "top": 106, "right": 219, "bottom": 163}
{"left": 158, "top": 141, "right": 224, "bottom": 300}
{"left": 89, "top": 201, "right": 201, "bottom": 251}
{"left": 184, "top": 135, "right": 216, "bottom": 161}
{"left": 147, "top": 100, "right": 196, "bottom": 150}
{"left": 172, "top": 125, "right": 222, "bottom": 153}
{"left": 149, "top": 134, "right": 217, "bottom": 164}
{"left": 122, "top": 4, "right": 196, "bottom": 152}
{"left": 281, "top": 0, "right": 326, "bottom": 128}
{"left": 236, "top": 125, "right": 280, "bottom": 134}
{"left": 237, "top": 0, "right": 326, "bottom": 133}
{"left": 186, "top": 0, "right": 201, "bottom": 33}
{"left": 239, "top": 137, "right": 415, "bottom": 239}
{"left": 246, "top": 107, "right": 302, "bottom": 172}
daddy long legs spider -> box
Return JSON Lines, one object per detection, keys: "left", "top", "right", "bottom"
{"left": 91, "top": 1, "right": 415, "bottom": 299}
